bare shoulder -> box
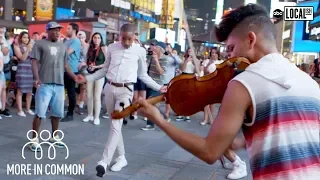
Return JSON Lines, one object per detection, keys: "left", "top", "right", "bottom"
{"left": 224, "top": 80, "right": 252, "bottom": 107}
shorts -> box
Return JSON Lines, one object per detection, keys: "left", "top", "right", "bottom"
{"left": 35, "top": 84, "right": 65, "bottom": 118}
{"left": 134, "top": 79, "right": 147, "bottom": 91}
{"left": 146, "top": 87, "right": 161, "bottom": 98}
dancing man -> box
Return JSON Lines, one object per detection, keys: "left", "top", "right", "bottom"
{"left": 77, "top": 24, "right": 166, "bottom": 177}
{"left": 137, "top": 4, "right": 320, "bottom": 180}
{"left": 29, "top": 22, "right": 78, "bottom": 151}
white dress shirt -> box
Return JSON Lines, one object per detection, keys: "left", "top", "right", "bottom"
{"left": 86, "top": 42, "right": 161, "bottom": 91}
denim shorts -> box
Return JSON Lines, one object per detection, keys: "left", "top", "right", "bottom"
{"left": 35, "top": 84, "right": 65, "bottom": 118}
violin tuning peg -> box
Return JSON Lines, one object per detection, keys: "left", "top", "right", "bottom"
{"left": 123, "top": 119, "right": 128, "bottom": 125}
{"left": 119, "top": 102, "right": 125, "bottom": 107}
{"left": 129, "top": 115, "right": 135, "bottom": 120}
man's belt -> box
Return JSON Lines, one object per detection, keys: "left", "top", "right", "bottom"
{"left": 108, "top": 81, "right": 134, "bottom": 92}
{"left": 108, "top": 81, "right": 133, "bottom": 87}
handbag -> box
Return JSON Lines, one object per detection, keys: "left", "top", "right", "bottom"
{"left": 87, "top": 47, "right": 101, "bottom": 74}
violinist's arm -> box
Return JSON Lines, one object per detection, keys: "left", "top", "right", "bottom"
{"left": 150, "top": 81, "right": 251, "bottom": 164}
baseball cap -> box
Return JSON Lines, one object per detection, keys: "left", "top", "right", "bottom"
{"left": 46, "top": 21, "right": 63, "bottom": 31}
{"left": 157, "top": 41, "right": 167, "bottom": 50}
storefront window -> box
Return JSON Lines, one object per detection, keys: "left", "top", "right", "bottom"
{"left": 0, "top": 0, "right": 4, "bottom": 20}
{"left": 0, "top": 6, "right": 4, "bottom": 19}
{"left": 12, "top": 9, "right": 26, "bottom": 21}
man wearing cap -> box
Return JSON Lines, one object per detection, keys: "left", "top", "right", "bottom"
{"left": 29, "top": 22, "right": 78, "bottom": 151}
{"left": 141, "top": 41, "right": 170, "bottom": 131}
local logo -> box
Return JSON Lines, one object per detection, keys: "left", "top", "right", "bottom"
{"left": 22, "top": 130, "right": 69, "bottom": 160}
{"left": 284, "top": 6, "right": 314, "bottom": 21}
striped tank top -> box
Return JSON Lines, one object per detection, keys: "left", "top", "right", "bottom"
{"left": 232, "top": 53, "right": 320, "bottom": 180}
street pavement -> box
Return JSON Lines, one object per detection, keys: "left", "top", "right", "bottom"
{"left": 0, "top": 104, "right": 253, "bottom": 180}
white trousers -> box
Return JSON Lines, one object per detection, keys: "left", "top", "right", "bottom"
{"left": 86, "top": 78, "right": 105, "bottom": 119}
{"left": 99, "top": 83, "right": 133, "bottom": 168}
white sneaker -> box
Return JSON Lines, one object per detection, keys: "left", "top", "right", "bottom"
{"left": 143, "top": 117, "right": 147, "bottom": 121}
{"left": 227, "top": 159, "right": 247, "bottom": 179}
{"left": 110, "top": 156, "right": 127, "bottom": 172}
{"left": 26, "top": 109, "right": 35, "bottom": 115}
{"left": 17, "top": 111, "right": 26, "bottom": 117}
{"left": 93, "top": 119, "right": 100, "bottom": 125}
{"left": 83, "top": 116, "right": 94, "bottom": 122}
{"left": 102, "top": 114, "right": 109, "bottom": 119}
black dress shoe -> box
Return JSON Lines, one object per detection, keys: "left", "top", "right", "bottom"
{"left": 96, "top": 165, "right": 105, "bottom": 177}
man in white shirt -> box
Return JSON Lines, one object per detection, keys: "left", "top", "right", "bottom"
{"left": 77, "top": 24, "right": 166, "bottom": 177}
{"left": 0, "top": 27, "right": 11, "bottom": 118}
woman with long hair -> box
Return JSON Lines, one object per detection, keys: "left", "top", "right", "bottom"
{"left": 175, "top": 48, "right": 194, "bottom": 122}
{"left": 76, "top": 31, "right": 89, "bottom": 114}
{"left": 200, "top": 48, "right": 223, "bottom": 125}
{"left": 82, "top": 32, "right": 107, "bottom": 125}
{"left": 14, "top": 31, "right": 34, "bottom": 117}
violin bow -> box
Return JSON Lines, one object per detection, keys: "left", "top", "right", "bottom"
{"left": 182, "top": 8, "right": 215, "bottom": 123}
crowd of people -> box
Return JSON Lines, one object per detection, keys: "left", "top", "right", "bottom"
{"left": 0, "top": 3, "right": 319, "bottom": 180}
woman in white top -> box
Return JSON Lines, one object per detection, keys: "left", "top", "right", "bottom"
{"left": 200, "top": 48, "right": 223, "bottom": 125}
{"left": 176, "top": 48, "right": 195, "bottom": 122}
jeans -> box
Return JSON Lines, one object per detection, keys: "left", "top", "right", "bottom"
{"left": 64, "top": 72, "right": 77, "bottom": 116}
{"left": 35, "top": 84, "right": 64, "bottom": 118}
{"left": 146, "top": 87, "right": 161, "bottom": 127}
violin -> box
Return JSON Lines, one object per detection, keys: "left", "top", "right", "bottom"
{"left": 111, "top": 57, "right": 251, "bottom": 119}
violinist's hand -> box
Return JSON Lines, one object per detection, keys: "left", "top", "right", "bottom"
{"left": 160, "top": 85, "right": 167, "bottom": 93}
{"left": 137, "top": 98, "right": 164, "bottom": 124}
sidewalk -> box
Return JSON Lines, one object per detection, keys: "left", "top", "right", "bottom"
{"left": 0, "top": 106, "right": 252, "bottom": 180}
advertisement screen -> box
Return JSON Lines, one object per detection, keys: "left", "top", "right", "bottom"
{"left": 292, "top": 1, "right": 320, "bottom": 52}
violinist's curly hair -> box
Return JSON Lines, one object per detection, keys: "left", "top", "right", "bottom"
{"left": 214, "top": 3, "right": 276, "bottom": 43}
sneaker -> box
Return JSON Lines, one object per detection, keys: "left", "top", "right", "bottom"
{"left": 83, "top": 116, "right": 94, "bottom": 122}
{"left": 200, "top": 120, "right": 208, "bottom": 126}
{"left": 143, "top": 117, "right": 148, "bottom": 121}
{"left": 28, "top": 138, "right": 41, "bottom": 152}
{"left": 185, "top": 116, "right": 191, "bottom": 122}
{"left": 111, "top": 156, "right": 128, "bottom": 172}
{"left": 17, "top": 111, "right": 26, "bottom": 117}
{"left": 102, "top": 113, "right": 109, "bottom": 119}
{"left": 26, "top": 109, "right": 35, "bottom": 115}
{"left": 0, "top": 109, "right": 12, "bottom": 117}
{"left": 60, "top": 115, "right": 74, "bottom": 122}
{"left": 93, "top": 118, "right": 100, "bottom": 125}
{"left": 141, "top": 125, "right": 155, "bottom": 131}
{"left": 48, "top": 136, "right": 65, "bottom": 148}
{"left": 227, "top": 159, "right": 247, "bottom": 179}
{"left": 176, "top": 116, "right": 184, "bottom": 121}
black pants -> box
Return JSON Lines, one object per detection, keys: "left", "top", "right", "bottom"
{"left": 64, "top": 72, "right": 77, "bottom": 116}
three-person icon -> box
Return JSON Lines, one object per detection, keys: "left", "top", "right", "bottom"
{"left": 22, "top": 130, "right": 69, "bottom": 160}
